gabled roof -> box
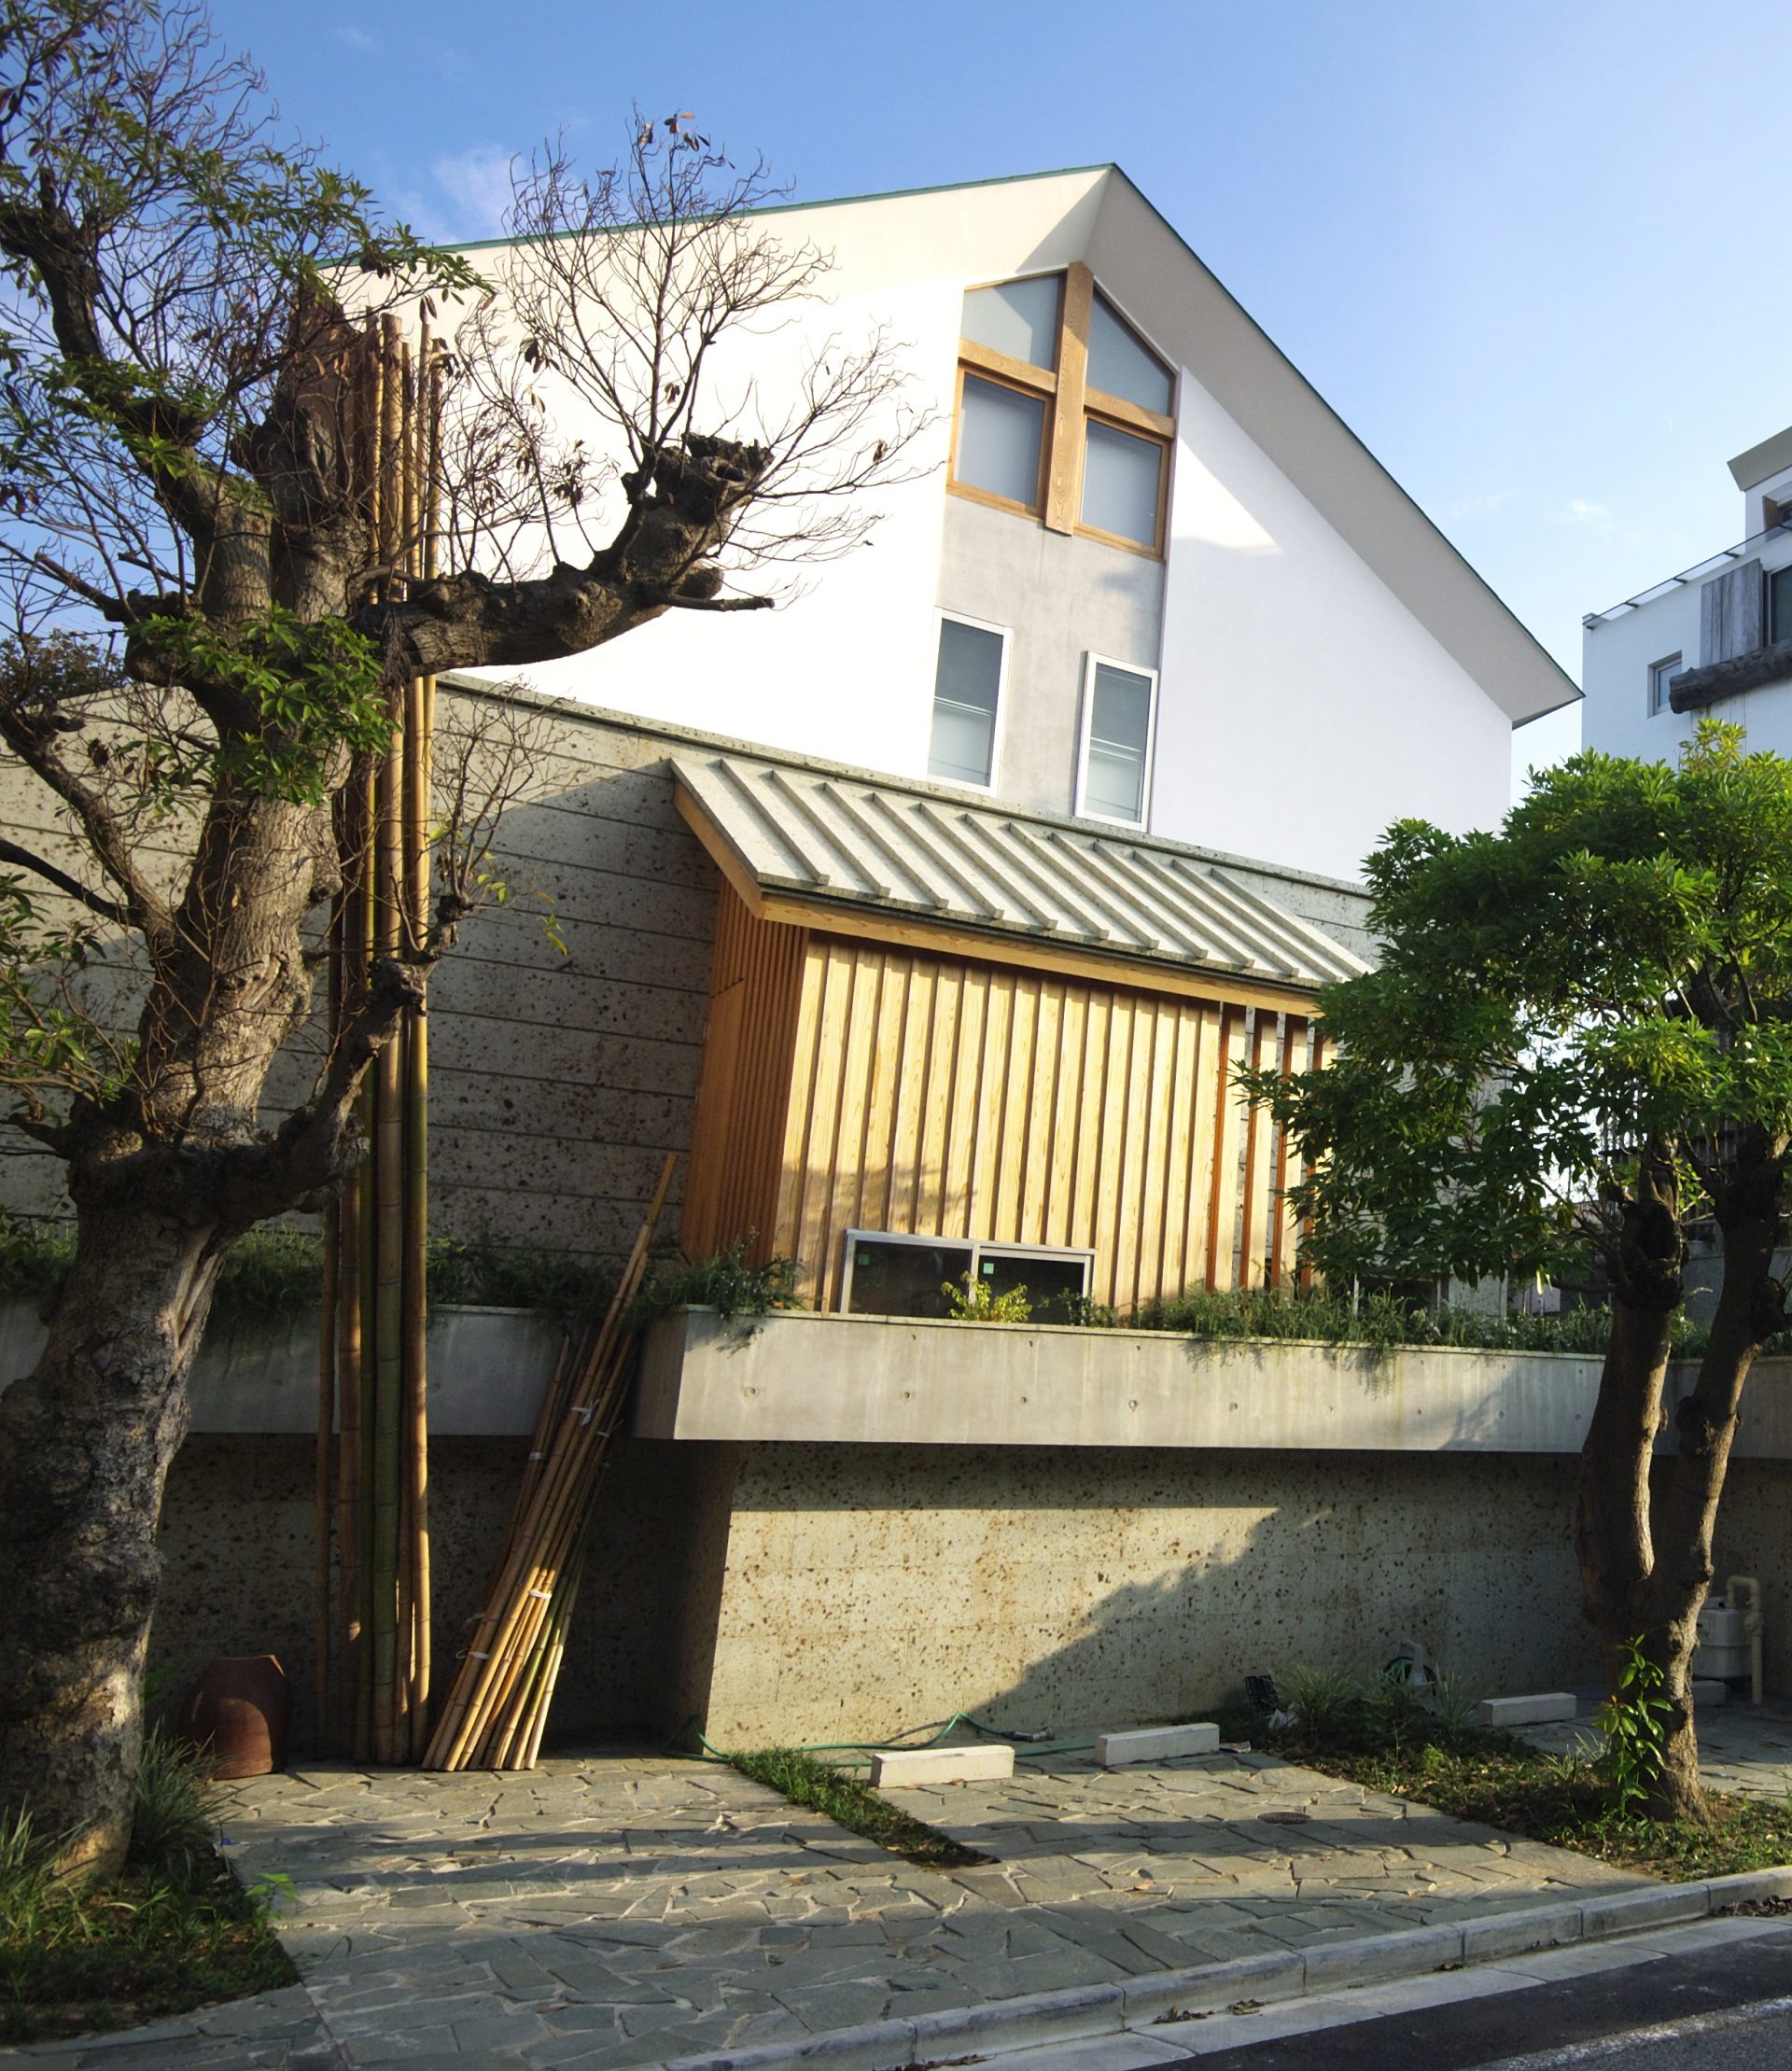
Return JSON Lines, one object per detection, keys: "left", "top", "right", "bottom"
{"left": 672, "top": 751, "right": 1369, "bottom": 998}
{"left": 448, "top": 162, "right": 1575, "bottom": 730}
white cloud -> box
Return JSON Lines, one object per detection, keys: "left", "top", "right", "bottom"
{"left": 1561, "top": 497, "right": 1617, "bottom": 531}
{"left": 332, "top": 22, "right": 376, "bottom": 51}
{"left": 427, "top": 145, "right": 519, "bottom": 242}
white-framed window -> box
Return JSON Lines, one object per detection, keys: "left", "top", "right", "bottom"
{"left": 1074, "top": 653, "right": 1158, "bottom": 825}
{"left": 928, "top": 611, "right": 1007, "bottom": 790}
{"left": 1647, "top": 652, "right": 1681, "bottom": 717}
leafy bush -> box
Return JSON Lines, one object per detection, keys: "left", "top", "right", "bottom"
{"left": 632, "top": 1239, "right": 800, "bottom": 1325}
{"left": 425, "top": 1233, "right": 615, "bottom": 1320}
{"left": 1278, "top": 1662, "right": 1365, "bottom": 1742}
{"left": 0, "top": 1214, "right": 74, "bottom": 1307}
{"left": 1594, "top": 1635, "right": 1673, "bottom": 1821}
{"left": 943, "top": 1273, "right": 1032, "bottom": 1323}
{"left": 126, "top": 1728, "right": 227, "bottom": 1891}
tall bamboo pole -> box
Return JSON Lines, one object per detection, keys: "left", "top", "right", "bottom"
{"left": 368, "top": 313, "right": 407, "bottom": 1764}
{"left": 320, "top": 313, "right": 441, "bottom": 1764}
{"left": 399, "top": 325, "right": 432, "bottom": 1758}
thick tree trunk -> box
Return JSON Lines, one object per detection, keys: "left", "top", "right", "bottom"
{"left": 0, "top": 1201, "right": 223, "bottom": 1877}
{"left": 1575, "top": 1141, "right": 1784, "bottom": 1826}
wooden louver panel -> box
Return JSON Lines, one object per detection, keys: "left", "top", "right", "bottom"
{"left": 679, "top": 887, "right": 807, "bottom": 1264}
{"left": 759, "top": 924, "right": 1317, "bottom": 1313}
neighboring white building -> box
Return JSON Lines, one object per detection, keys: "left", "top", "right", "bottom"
{"left": 1582, "top": 425, "right": 1792, "bottom": 763}
{"left": 467, "top": 164, "right": 1575, "bottom": 882}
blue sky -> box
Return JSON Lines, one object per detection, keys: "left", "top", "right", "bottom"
{"left": 214, "top": 0, "right": 1792, "bottom": 797}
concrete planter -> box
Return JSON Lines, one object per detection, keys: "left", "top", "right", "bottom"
{"left": 0, "top": 1297, "right": 563, "bottom": 1436}
{"left": 637, "top": 1307, "right": 1792, "bottom": 1457}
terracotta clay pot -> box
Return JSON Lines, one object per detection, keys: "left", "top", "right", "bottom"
{"left": 175, "top": 1654, "right": 292, "bottom": 1779}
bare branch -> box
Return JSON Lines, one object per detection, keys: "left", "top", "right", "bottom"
{"left": 0, "top": 840, "right": 132, "bottom": 929}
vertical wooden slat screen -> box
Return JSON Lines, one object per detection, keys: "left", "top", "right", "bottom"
{"left": 732, "top": 927, "right": 1322, "bottom": 1313}
{"left": 680, "top": 888, "right": 1327, "bottom": 1312}
{"left": 679, "top": 886, "right": 807, "bottom": 1262}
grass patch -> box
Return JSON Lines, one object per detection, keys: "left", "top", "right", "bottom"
{"left": 0, "top": 1731, "right": 296, "bottom": 2047}
{"left": 1243, "top": 1680, "right": 1792, "bottom": 1884}
{"left": 726, "top": 1747, "right": 992, "bottom": 1870}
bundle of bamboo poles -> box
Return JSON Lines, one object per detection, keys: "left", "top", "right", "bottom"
{"left": 422, "top": 1154, "right": 678, "bottom": 1771}
{"left": 315, "top": 312, "right": 443, "bottom": 1765}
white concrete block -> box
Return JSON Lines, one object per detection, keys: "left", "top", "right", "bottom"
{"left": 868, "top": 1742, "right": 1014, "bottom": 1787}
{"left": 1476, "top": 1691, "right": 1577, "bottom": 1728}
{"left": 1095, "top": 1722, "right": 1221, "bottom": 1767}
{"left": 1692, "top": 1677, "right": 1729, "bottom": 1707}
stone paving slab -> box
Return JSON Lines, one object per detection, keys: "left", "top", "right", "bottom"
{"left": 0, "top": 1984, "right": 339, "bottom": 2066}
{"left": 1521, "top": 1695, "right": 1792, "bottom": 1798}
{"left": 0, "top": 1734, "right": 1667, "bottom": 2068}
{"left": 115, "top": 1742, "right": 1641, "bottom": 2069}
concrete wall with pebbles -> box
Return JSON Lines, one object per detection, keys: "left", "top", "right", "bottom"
{"left": 0, "top": 684, "right": 724, "bottom": 1267}
{"left": 694, "top": 1443, "right": 1602, "bottom": 1744}
{"left": 151, "top": 1434, "right": 1792, "bottom": 1747}
{"left": 150, "top": 1434, "right": 725, "bottom": 1746}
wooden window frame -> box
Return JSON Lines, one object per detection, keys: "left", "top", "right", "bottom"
{"left": 949, "top": 361, "right": 1053, "bottom": 521}
{"left": 949, "top": 263, "right": 1175, "bottom": 558}
{"left": 927, "top": 608, "right": 1010, "bottom": 795}
{"left": 1073, "top": 651, "right": 1160, "bottom": 827}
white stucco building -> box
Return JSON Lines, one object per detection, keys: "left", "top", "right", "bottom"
{"left": 468, "top": 164, "right": 1575, "bottom": 882}
{"left": 1582, "top": 425, "right": 1792, "bottom": 763}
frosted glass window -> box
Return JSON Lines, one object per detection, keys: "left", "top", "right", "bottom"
{"left": 1083, "top": 664, "right": 1154, "bottom": 822}
{"left": 929, "top": 619, "right": 1002, "bottom": 786}
{"left": 961, "top": 275, "right": 1061, "bottom": 370}
{"left": 1087, "top": 296, "right": 1172, "bottom": 413}
{"left": 956, "top": 376, "right": 1046, "bottom": 509}
{"left": 1081, "top": 421, "right": 1162, "bottom": 546}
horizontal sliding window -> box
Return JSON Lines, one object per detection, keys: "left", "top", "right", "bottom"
{"left": 843, "top": 1229, "right": 1096, "bottom": 1322}
{"left": 928, "top": 614, "right": 1004, "bottom": 788}
{"left": 950, "top": 265, "right": 1174, "bottom": 555}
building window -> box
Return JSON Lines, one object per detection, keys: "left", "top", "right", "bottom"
{"left": 949, "top": 265, "right": 1174, "bottom": 554}
{"left": 1771, "top": 565, "right": 1792, "bottom": 645}
{"left": 955, "top": 374, "right": 1047, "bottom": 511}
{"left": 842, "top": 1228, "right": 1095, "bottom": 1322}
{"left": 1648, "top": 654, "right": 1681, "bottom": 717}
{"left": 928, "top": 614, "right": 1005, "bottom": 788}
{"left": 1076, "top": 655, "right": 1157, "bottom": 825}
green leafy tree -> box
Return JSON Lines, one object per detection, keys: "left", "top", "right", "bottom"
{"left": 0, "top": 0, "right": 917, "bottom": 1874}
{"left": 1247, "top": 721, "right": 1792, "bottom": 1824}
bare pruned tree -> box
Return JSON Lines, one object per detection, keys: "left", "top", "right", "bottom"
{"left": 0, "top": 0, "right": 924, "bottom": 1874}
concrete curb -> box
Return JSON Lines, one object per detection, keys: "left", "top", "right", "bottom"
{"left": 649, "top": 1866, "right": 1792, "bottom": 2071}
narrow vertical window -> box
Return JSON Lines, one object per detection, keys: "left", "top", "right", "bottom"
{"left": 1770, "top": 564, "right": 1792, "bottom": 644}
{"left": 929, "top": 616, "right": 1005, "bottom": 788}
{"left": 1647, "top": 653, "right": 1681, "bottom": 717}
{"left": 1077, "top": 656, "right": 1157, "bottom": 824}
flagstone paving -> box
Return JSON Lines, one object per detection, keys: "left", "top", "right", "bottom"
{"left": 115, "top": 1737, "right": 1638, "bottom": 2069}
{"left": 1522, "top": 1694, "right": 1792, "bottom": 1800}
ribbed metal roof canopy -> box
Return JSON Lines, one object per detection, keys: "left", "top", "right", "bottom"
{"left": 672, "top": 753, "right": 1369, "bottom": 993}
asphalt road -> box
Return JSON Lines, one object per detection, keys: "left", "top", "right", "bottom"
{"left": 1160, "top": 1921, "right": 1792, "bottom": 2069}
